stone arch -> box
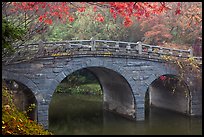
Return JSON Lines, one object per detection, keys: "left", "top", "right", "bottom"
{"left": 2, "top": 79, "right": 38, "bottom": 121}
{"left": 48, "top": 58, "right": 136, "bottom": 96}
{"left": 49, "top": 66, "right": 136, "bottom": 119}
{"left": 2, "top": 70, "right": 40, "bottom": 95}
{"left": 145, "top": 74, "right": 191, "bottom": 116}
{"left": 46, "top": 58, "right": 137, "bottom": 121}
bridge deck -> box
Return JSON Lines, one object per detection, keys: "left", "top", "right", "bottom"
{"left": 3, "top": 40, "right": 202, "bottom": 65}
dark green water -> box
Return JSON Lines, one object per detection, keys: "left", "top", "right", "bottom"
{"left": 48, "top": 93, "right": 202, "bottom": 135}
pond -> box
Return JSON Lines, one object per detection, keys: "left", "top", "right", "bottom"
{"left": 48, "top": 93, "right": 202, "bottom": 135}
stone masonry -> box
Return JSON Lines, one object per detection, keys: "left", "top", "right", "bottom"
{"left": 2, "top": 56, "right": 202, "bottom": 129}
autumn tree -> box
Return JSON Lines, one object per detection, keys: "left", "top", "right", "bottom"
{"left": 139, "top": 2, "right": 202, "bottom": 48}
{"left": 2, "top": 2, "right": 176, "bottom": 43}
{"left": 140, "top": 14, "right": 173, "bottom": 45}
{"left": 45, "top": 7, "right": 142, "bottom": 42}
{"left": 2, "top": 2, "right": 202, "bottom": 59}
{"left": 165, "top": 2, "right": 202, "bottom": 45}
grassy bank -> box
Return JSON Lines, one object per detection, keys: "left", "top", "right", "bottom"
{"left": 55, "top": 83, "right": 102, "bottom": 95}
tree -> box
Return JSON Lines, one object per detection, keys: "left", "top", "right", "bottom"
{"left": 2, "top": 2, "right": 170, "bottom": 56}
{"left": 4, "top": 2, "right": 173, "bottom": 25}
{"left": 2, "top": 2, "right": 201, "bottom": 59}
{"left": 45, "top": 7, "right": 129, "bottom": 41}
{"left": 163, "top": 2, "right": 202, "bottom": 45}
{"left": 140, "top": 14, "right": 173, "bottom": 45}
{"left": 139, "top": 2, "right": 202, "bottom": 47}
{"left": 2, "top": 18, "right": 26, "bottom": 57}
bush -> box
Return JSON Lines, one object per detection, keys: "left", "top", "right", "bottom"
{"left": 2, "top": 82, "right": 52, "bottom": 135}
{"left": 2, "top": 18, "right": 26, "bottom": 57}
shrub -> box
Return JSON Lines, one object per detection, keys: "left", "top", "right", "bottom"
{"left": 2, "top": 82, "right": 52, "bottom": 135}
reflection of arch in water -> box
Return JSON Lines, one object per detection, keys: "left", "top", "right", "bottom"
{"left": 145, "top": 74, "right": 191, "bottom": 117}
{"left": 3, "top": 79, "right": 37, "bottom": 121}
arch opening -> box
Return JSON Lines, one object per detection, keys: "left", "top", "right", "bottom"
{"left": 2, "top": 79, "right": 38, "bottom": 121}
{"left": 49, "top": 66, "right": 136, "bottom": 128}
{"left": 145, "top": 74, "right": 191, "bottom": 118}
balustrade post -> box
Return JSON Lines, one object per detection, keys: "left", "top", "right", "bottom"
{"left": 104, "top": 42, "right": 109, "bottom": 51}
{"left": 79, "top": 41, "right": 83, "bottom": 47}
{"left": 38, "top": 40, "right": 46, "bottom": 56}
{"left": 169, "top": 49, "right": 173, "bottom": 55}
{"left": 148, "top": 46, "right": 152, "bottom": 53}
{"left": 126, "top": 43, "right": 131, "bottom": 53}
{"left": 115, "top": 42, "right": 119, "bottom": 52}
{"left": 137, "top": 41, "right": 142, "bottom": 54}
{"left": 78, "top": 41, "right": 83, "bottom": 52}
{"left": 178, "top": 51, "right": 182, "bottom": 57}
{"left": 91, "top": 38, "right": 95, "bottom": 51}
{"left": 115, "top": 42, "right": 119, "bottom": 48}
{"left": 189, "top": 48, "right": 193, "bottom": 57}
{"left": 159, "top": 47, "right": 163, "bottom": 57}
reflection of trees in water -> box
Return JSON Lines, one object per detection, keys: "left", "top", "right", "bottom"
{"left": 49, "top": 93, "right": 202, "bottom": 135}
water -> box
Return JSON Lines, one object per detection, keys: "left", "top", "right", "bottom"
{"left": 49, "top": 93, "right": 202, "bottom": 135}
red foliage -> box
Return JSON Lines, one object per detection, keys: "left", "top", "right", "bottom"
{"left": 123, "top": 16, "right": 133, "bottom": 27}
{"left": 44, "top": 19, "right": 52, "bottom": 25}
{"left": 159, "top": 76, "right": 167, "bottom": 81}
{"left": 175, "top": 9, "right": 181, "bottom": 15}
{"left": 78, "top": 7, "right": 86, "bottom": 12}
{"left": 96, "top": 14, "right": 105, "bottom": 22}
{"left": 69, "top": 16, "right": 75, "bottom": 22}
{"left": 93, "top": 6, "right": 97, "bottom": 12}
{"left": 8, "top": 2, "right": 182, "bottom": 26}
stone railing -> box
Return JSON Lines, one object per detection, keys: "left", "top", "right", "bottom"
{"left": 3, "top": 40, "right": 202, "bottom": 64}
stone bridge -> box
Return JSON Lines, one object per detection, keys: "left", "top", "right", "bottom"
{"left": 2, "top": 40, "right": 202, "bottom": 129}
